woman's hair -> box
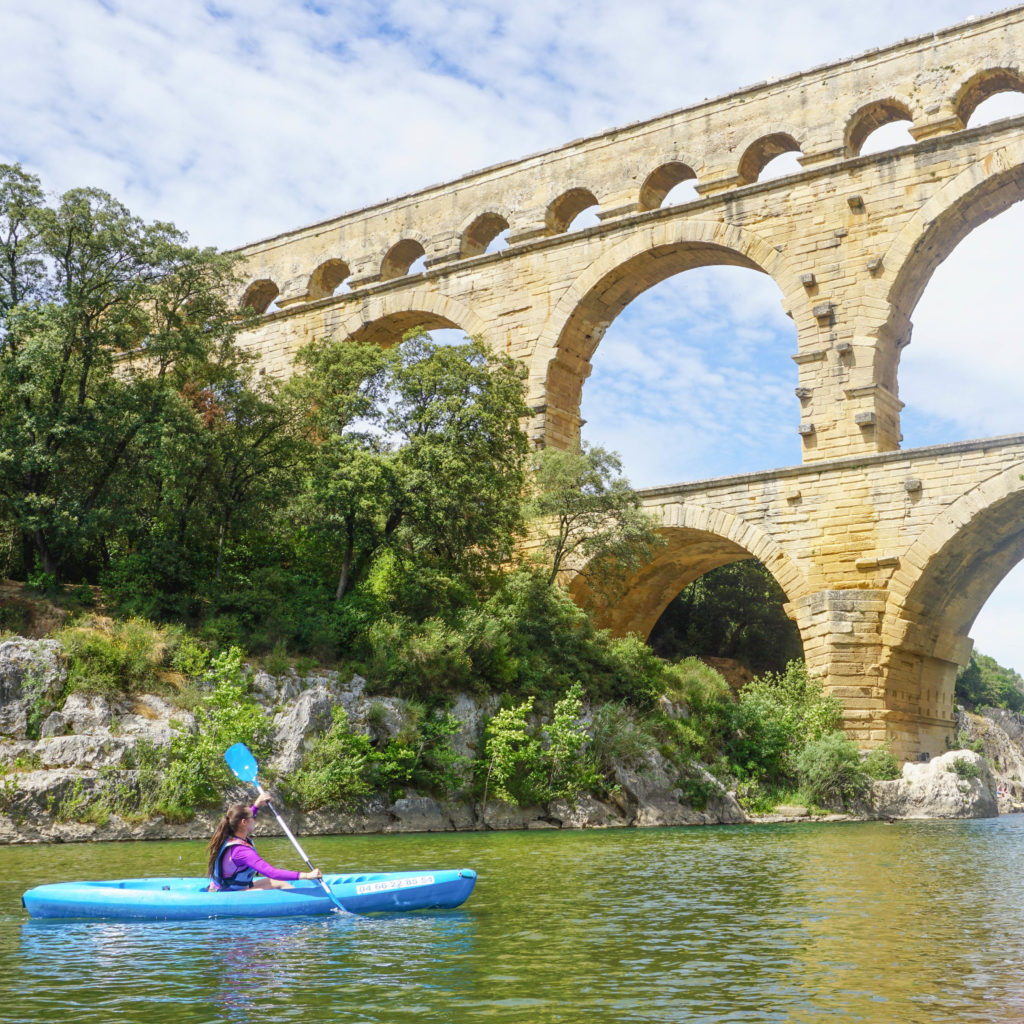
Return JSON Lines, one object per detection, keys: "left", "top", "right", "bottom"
{"left": 207, "top": 803, "right": 252, "bottom": 877}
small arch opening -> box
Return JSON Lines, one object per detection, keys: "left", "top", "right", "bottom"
{"left": 858, "top": 120, "right": 915, "bottom": 155}
{"left": 240, "top": 279, "right": 279, "bottom": 315}
{"left": 461, "top": 212, "right": 511, "bottom": 258}
{"left": 380, "top": 239, "right": 426, "bottom": 281}
{"left": 547, "top": 188, "right": 600, "bottom": 233}
{"left": 307, "top": 259, "right": 351, "bottom": 300}
{"left": 737, "top": 133, "right": 802, "bottom": 184}
{"left": 639, "top": 162, "right": 698, "bottom": 211}
{"left": 957, "top": 68, "right": 1024, "bottom": 128}
{"left": 846, "top": 99, "right": 915, "bottom": 156}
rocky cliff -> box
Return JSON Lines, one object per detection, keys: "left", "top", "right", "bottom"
{"left": 0, "top": 637, "right": 1010, "bottom": 844}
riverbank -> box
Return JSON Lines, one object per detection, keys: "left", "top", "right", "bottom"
{"left": 0, "top": 635, "right": 1010, "bottom": 844}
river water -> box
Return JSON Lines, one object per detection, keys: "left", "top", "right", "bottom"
{"left": 2, "top": 817, "right": 1024, "bottom": 1023}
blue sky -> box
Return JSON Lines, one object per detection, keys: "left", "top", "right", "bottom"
{"left": 4, "top": 0, "right": 1024, "bottom": 670}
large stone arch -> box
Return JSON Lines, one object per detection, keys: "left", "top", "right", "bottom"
{"left": 888, "top": 458, "right": 1024, "bottom": 655}
{"left": 527, "top": 219, "right": 806, "bottom": 449}
{"left": 334, "top": 291, "right": 490, "bottom": 349}
{"left": 875, "top": 458, "right": 1024, "bottom": 755}
{"left": 862, "top": 136, "right": 1024, "bottom": 396}
{"left": 570, "top": 501, "right": 808, "bottom": 640}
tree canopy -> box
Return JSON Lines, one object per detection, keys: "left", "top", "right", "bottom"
{"left": 0, "top": 163, "right": 252, "bottom": 583}
{"left": 526, "top": 442, "right": 659, "bottom": 597}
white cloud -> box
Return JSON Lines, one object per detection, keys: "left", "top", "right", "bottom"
{"left": 5, "top": 0, "right": 1024, "bottom": 666}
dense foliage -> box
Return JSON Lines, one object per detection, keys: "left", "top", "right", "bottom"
{"left": 649, "top": 560, "right": 803, "bottom": 675}
{"left": 955, "top": 652, "right": 1024, "bottom": 712}
{"left": 527, "top": 443, "right": 660, "bottom": 597}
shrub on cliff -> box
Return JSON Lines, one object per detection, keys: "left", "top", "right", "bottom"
{"left": 730, "top": 661, "right": 842, "bottom": 788}
{"left": 157, "top": 647, "right": 270, "bottom": 819}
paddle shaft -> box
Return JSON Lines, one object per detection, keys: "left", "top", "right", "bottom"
{"left": 252, "top": 781, "right": 346, "bottom": 912}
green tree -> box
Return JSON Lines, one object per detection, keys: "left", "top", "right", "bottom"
{"left": 0, "top": 163, "right": 247, "bottom": 582}
{"left": 292, "top": 328, "right": 529, "bottom": 604}
{"left": 527, "top": 442, "right": 660, "bottom": 598}
{"left": 731, "top": 660, "right": 842, "bottom": 788}
{"left": 481, "top": 697, "right": 544, "bottom": 806}
{"left": 544, "top": 681, "right": 601, "bottom": 802}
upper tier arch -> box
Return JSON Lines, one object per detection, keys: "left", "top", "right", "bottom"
{"left": 527, "top": 219, "right": 804, "bottom": 448}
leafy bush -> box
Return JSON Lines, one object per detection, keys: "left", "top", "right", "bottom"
{"left": 58, "top": 616, "right": 170, "bottom": 697}
{"left": 794, "top": 731, "right": 869, "bottom": 808}
{"left": 288, "top": 706, "right": 372, "bottom": 811}
{"left": 156, "top": 647, "right": 271, "bottom": 818}
{"left": 731, "top": 661, "right": 842, "bottom": 788}
{"left": 543, "top": 682, "right": 601, "bottom": 803}
{"left": 956, "top": 653, "right": 1024, "bottom": 712}
{"left": 590, "top": 701, "right": 655, "bottom": 779}
{"left": 480, "top": 684, "right": 603, "bottom": 808}
{"left": 481, "top": 697, "right": 545, "bottom": 806}
{"left": 863, "top": 743, "right": 901, "bottom": 780}
{"left": 949, "top": 755, "right": 981, "bottom": 779}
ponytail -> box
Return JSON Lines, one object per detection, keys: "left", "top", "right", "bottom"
{"left": 207, "top": 803, "right": 252, "bottom": 877}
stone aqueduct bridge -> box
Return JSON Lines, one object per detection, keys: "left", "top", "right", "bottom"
{"left": 231, "top": 7, "right": 1024, "bottom": 760}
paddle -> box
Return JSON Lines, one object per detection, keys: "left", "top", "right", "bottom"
{"left": 223, "top": 742, "right": 346, "bottom": 913}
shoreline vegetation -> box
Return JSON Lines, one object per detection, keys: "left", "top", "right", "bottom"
{"left": 0, "top": 605, "right": 1012, "bottom": 846}
{"left": 0, "top": 169, "right": 1019, "bottom": 844}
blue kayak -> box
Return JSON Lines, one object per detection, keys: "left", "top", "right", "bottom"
{"left": 22, "top": 868, "right": 476, "bottom": 920}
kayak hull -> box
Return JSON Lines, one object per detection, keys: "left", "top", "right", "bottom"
{"left": 22, "top": 868, "right": 476, "bottom": 921}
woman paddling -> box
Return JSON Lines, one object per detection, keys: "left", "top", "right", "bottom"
{"left": 207, "top": 794, "right": 323, "bottom": 892}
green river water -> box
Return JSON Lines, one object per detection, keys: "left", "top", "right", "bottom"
{"left": 2, "top": 816, "right": 1024, "bottom": 1023}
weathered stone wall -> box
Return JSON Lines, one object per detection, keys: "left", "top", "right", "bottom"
{"left": 230, "top": 8, "right": 1024, "bottom": 464}
{"left": 581, "top": 435, "right": 1024, "bottom": 760}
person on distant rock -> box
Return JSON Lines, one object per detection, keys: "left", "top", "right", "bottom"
{"left": 207, "top": 794, "right": 323, "bottom": 892}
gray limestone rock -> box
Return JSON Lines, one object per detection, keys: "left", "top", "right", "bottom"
{"left": 614, "top": 751, "right": 745, "bottom": 826}
{"left": 548, "top": 795, "right": 627, "bottom": 828}
{"left": 35, "top": 734, "right": 125, "bottom": 769}
{"left": 39, "top": 711, "right": 66, "bottom": 738}
{"left": 448, "top": 693, "right": 501, "bottom": 760}
{"left": 871, "top": 749, "right": 997, "bottom": 819}
{"left": 956, "top": 707, "right": 1024, "bottom": 802}
{"left": 270, "top": 686, "right": 337, "bottom": 774}
{"left": 0, "top": 638, "right": 66, "bottom": 739}
{"left": 387, "top": 795, "right": 452, "bottom": 832}
{"left": 480, "top": 800, "right": 548, "bottom": 830}
{"left": 60, "top": 692, "right": 111, "bottom": 733}
{"left": 0, "top": 703, "right": 28, "bottom": 740}
{"left": 0, "top": 638, "right": 66, "bottom": 705}
{"left": 118, "top": 696, "right": 194, "bottom": 747}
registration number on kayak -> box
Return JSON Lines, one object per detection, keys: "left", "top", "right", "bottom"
{"left": 355, "top": 875, "right": 435, "bottom": 895}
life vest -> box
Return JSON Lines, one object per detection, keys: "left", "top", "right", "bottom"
{"left": 211, "top": 837, "right": 258, "bottom": 891}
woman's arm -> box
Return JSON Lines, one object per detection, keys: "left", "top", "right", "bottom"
{"left": 230, "top": 844, "right": 301, "bottom": 882}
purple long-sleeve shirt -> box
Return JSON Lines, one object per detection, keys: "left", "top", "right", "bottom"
{"left": 211, "top": 804, "right": 300, "bottom": 889}
{"left": 219, "top": 842, "right": 300, "bottom": 883}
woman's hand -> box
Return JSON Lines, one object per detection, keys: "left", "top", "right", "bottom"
{"left": 301, "top": 868, "right": 323, "bottom": 881}
{"left": 253, "top": 792, "right": 273, "bottom": 810}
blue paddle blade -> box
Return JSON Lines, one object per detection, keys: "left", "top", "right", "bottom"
{"left": 224, "top": 743, "right": 259, "bottom": 783}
